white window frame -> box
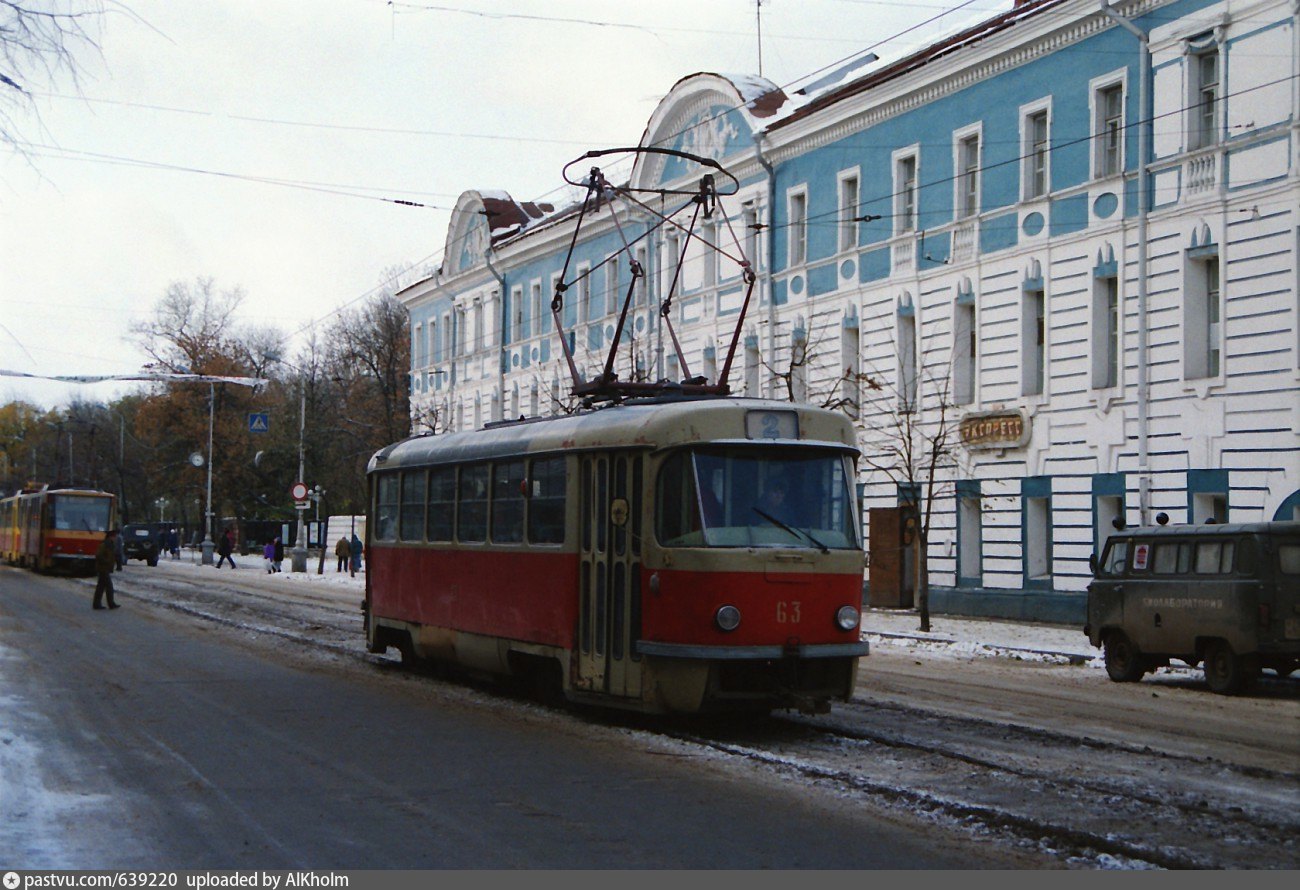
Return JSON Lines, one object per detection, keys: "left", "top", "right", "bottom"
{"left": 898, "top": 305, "right": 918, "bottom": 412}
{"left": 953, "top": 295, "right": 976, "bottom": 406}
{"left": 953, "top": 125, "right": 981, "bottom": 220}
{"left": 837, "top": 168, "right": 861, "bottom": 253}
{"left": 575, "top": 264, "right": 591, "bottom": 325}
{"left": 1020, "top": 99, "right": 1052, "bottom": 202}
{"left": 1091, "top": 273, "right": 1121, "bottom": 390}
{"left": 787, "top": 187, "right": 808, "bottom": 267}
{"left": 509, "top": 286, "right": 523, "bottom": 344}
{"left": 1183, "top": 249, "right": 1222, "bottom": 380}
{"left": 606, "top": 256, "right": 621, "bottom": 316}
{"left": 742, "top": 202, "right": 759, "bottom": 274}
{"left": 1021, "top": 284, "right": 1047, "bottom": 397}
{"left": 1091, "top": 72, "right": 1126, "bottom": 179}
{"left": 892, "top": 146, "right": 919, "bottom": 234}
{"left": 1189, "top": 38, "right": 1221, "bottom": 150}
{"left": 530, "top": 280, "right": 543, "bottom": 337}
{"left": 634, "top": 245, "right": 649, "bottom": 306}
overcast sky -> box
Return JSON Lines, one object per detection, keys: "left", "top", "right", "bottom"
{"left": 0, "top": 0, "right": 1004, "bottom": 411}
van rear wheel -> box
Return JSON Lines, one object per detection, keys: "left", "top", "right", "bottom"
{"left": 1103, "top": 631, "right": 1145, "bottom": 682}
{"left": 1203, "top": 640, "right": 1251, "bottom": 695}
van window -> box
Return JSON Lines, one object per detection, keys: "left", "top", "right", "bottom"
{"left": 1152, "top": 542, "right": 1178, "bottom": 574}
{"left": 1280, "top": 543, "right": 1300, "bottom": 574}
{"left": 1194, "top": 540, "right": 1233, "bottom": 574}
{"left": 1100, "top": 540, "right": 1128, "bottom": 575}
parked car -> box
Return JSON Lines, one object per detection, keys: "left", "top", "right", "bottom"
{"left": 121, "top": 522, "right": 163, "bottom": 566}
{"left": 1086, "top": 521, "right": 1300, "bottom": 694}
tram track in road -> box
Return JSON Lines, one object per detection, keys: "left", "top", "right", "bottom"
{"left": 647, "top": 698, "right": 1299, "bottom": 870}
{"left": 103, "top": 567, "right": 1299, "bottom": 869}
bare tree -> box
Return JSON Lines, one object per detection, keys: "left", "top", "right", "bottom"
{"left": 857, "top": 324, "right": 964, "bottom": 633}
{"left": 1, "top": 1, "right": 120, "bottom": 152}
{"left": 129, "top": 276, "right": 246, "bottom": 373}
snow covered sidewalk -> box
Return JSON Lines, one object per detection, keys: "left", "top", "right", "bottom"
{"left": 861, "top": 608, "right": 1100, "bottom": 667}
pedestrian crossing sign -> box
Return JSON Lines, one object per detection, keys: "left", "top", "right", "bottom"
{"left": 248, "top": 412, "right": 269, "bottom": 433}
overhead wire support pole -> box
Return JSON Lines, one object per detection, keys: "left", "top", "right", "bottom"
{"left": 1099, "top": 0, "right": 1151, "bottom": 525}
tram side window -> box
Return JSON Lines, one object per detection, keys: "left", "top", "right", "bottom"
{"left": 655, "top": 451, "right": 701, "bottom": 547}
{"left": 492, "top": 460, "right": 525, "bottom": 543}
{"left": 399, "top": 470, "right": 427, "bottom": 542}
{"left": 426, "top": 467, "right": 456, "bottom": 542}
{"left": 527, "top": 457, "right": 566, "bottom": 544}
{"left": 375, "top": 474, "right": 400, "bottom": 542}
{"left": 458, "top": 464, "right": 489, "bottom": 543}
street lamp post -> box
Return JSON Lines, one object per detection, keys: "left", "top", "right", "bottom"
{"left": 291, "top": 378, "right": 308, "bottom": 572}
{"left": 201, "top": 381, "right": 216, "bottom": 565}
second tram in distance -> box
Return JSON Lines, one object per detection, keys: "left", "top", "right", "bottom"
{"left": 0, "top": 486, "right": 116, "bottom": 574}
{"left": 364, "top": 397, "right": 868, "bottom": 715}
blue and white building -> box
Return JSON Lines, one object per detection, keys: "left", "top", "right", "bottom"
{"left": 398, "top": 0, "right": 1300, "bottom": 622}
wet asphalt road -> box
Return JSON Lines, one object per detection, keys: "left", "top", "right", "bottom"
{"left": 0, "top": 567, "right": 1053, "bottom": 869}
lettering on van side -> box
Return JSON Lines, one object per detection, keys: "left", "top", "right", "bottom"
{"left": 1141, "top": 597, "right": 1224, "bottom": 610}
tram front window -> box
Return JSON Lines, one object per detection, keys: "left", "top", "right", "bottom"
{"left": 656, "top": 447, "right": 858, "bottom": 549}
{"left": 50, "top": 496, "right": 112, "bottom": 532}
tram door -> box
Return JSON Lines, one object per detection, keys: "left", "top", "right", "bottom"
{"left": 576, "top": 453, "right": 643, "bottom": 698}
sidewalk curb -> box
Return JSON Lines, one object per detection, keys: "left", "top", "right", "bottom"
{"left": 864, "top": 630, "right": 1096, "bottom": 665}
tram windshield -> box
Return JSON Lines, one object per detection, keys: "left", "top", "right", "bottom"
{"left": 49, "top": 495, "right": 112, "bottom": 532}
{"left": 656, "top": 446, "right": 859, "bottom": 550}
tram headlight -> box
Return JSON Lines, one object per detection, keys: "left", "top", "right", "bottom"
{"left": 715, "top": 604, "right": 742, "bottom": 632}
{"left": 835, "top": 605, "right": 860, "bottom": 632}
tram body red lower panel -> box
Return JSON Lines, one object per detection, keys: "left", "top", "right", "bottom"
{"left": 370, "top": 544, "right": 861, "bottom": 654}
{"left": 369, "top": 545, "right": 579, "bottom": 649}
{"left": 640, "top": 567, "right": 862, "bottom": 648}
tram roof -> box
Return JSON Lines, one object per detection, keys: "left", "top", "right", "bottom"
{"left": 369, "top": 398, "right": 859, "bottom": 472}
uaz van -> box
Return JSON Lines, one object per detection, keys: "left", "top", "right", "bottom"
{"left": 1086, "top": 521, "right": 1300, "bottom": 694}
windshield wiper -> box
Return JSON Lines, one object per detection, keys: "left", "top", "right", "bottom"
{"left": 752, "top": 507, "right": 830, "bottom": 554}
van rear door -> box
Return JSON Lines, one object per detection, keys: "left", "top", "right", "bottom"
{"left": 1269, "top": 533, "right": 1300, "bottom": 644}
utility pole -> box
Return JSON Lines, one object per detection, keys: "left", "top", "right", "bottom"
{"left": 1099, "top": 0, "right": 1152, "bottom": 525}
{"left": 756, "top": 0, "right": 765, "bottom": 78}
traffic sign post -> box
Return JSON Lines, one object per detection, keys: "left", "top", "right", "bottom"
{"left": 290, "top": 481, "right": 309, "bottom": 572}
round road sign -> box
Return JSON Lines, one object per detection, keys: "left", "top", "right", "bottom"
{"left": 291, "top": 482, "right": 308, "bottom": 501}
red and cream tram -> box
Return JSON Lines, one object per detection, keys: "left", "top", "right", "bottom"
{"left": 0, "top": 486, "right": 117, "bottom": 574}
{"left": 364, "top": 398, "right": 868, "bottom": 714}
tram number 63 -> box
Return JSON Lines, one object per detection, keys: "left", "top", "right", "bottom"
{"left": 776, "top": 600, "right": 801, "bottom": 623}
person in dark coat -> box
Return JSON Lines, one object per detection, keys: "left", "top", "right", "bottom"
{"left": 93, "top": 529, "right": 120, "bottom": 610}
{"left": 334, "top": 536, "right": 350, "bottom": 573}
{"left": 349, "top": 532, "right": 363, "bottom": 576}
{"left": 167, "top": 528, "right": 181, "bottom": 560}
{"left": 272, "top": 536, "right": 284, "bottom": 573}
{"left": 216, "top": 527, "right": 237, "bottom": 569}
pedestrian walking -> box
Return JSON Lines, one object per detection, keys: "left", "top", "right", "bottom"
{"left": 113, "top": 527, "right": 126, "bottom": 570}
{"left": 167, "top": 528, "right": 181, "bottom": 560}
{"left": 93, "top": 529, "right": 120, "bottom": 610}
{"left": 263, "top": 539, "right": 275, "bottom": 573}
{"left": 334, "top": 536, "right": 350, "bottom": 573}
{"left": 273, "top": 536, "right": 284, "bottom": 573}
{"left": 349, "top": 532, "right": 363, "bottom": 576}
{"left": 216, "top": 527, "right": 237, "bottom": 569}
